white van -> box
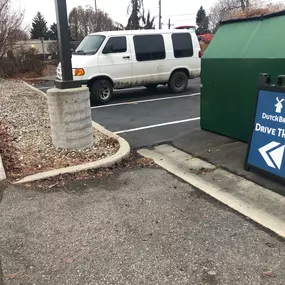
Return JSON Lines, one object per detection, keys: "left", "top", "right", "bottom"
{"left": 57, "top": 29, "right": 201, "bottom": 103}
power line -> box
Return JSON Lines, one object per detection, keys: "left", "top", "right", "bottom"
{"left": 162, "top": 13, "right": 196, "bottom": 17}
{"left": 172, "top": 18, "right": 196, "bottom": 22}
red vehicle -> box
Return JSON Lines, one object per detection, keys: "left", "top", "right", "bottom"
{"left": 197, "top": 34, "right": 213, "bottom": 44}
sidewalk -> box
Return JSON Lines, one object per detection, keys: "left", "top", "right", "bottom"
{"left": 0, "top": 167, "right": 285, "bottom": 284}
{"left": 173, "top": 128, "right": 285, "bottom": 195}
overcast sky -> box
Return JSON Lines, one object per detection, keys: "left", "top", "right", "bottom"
{"left": 12, "top": 0, "right": 214, "bottom": 29}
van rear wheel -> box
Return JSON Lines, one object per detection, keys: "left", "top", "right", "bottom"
{"left": 168, "top": 71, "right": 188, "bottom": 93}
{"left": 90, "top": 79, "right": 113, "bottom": 104}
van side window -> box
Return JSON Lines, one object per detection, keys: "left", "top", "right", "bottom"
{"left": 103, "top": 37, "right": 127, "bottom": 53}
{"left": 133, "top": 35, "right": 166, "bottom": 61}
{"left": 172, "top": 33, "right": 193, "bottom": 58}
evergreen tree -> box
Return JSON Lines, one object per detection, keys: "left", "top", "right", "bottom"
{"left": 49, "top": 23, "right": 58, "bottom": 40}
{"left": 126, "top": 0, "right": 144, "bottom": 30}
{"left": 196, "top": 6, "right": 210, "bottom": 35}
{"left": 142, "top": 10, "right": 155, "bottom": 29}
{"left": 30, "top": 12, "right": 49, "bottom": 40}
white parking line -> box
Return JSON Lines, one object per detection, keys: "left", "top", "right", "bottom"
{"left": 114, "top": 117, "right": 200, "bottom": 134}
{"left": 91, "top": 93, "right": 200, "bottom": 109}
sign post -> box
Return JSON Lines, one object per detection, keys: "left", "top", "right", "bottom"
{"left": 54, "top": 0, "right": 85, "bottom": 89}
{"left": 245, "top": 74, "right": 285, "bottom": 184}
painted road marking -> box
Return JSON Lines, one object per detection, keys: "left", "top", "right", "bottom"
{"left": 114, "top": 117, "right": 200, "bottom": 134}
{"left": 91, "top": 93, "right": 200, "bottom": 109}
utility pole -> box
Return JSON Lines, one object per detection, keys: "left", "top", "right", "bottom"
{"left": 159, "top": 0, "right": 162, "bottom": 29}
{"left": 168, "top": 18, "right": 171, "bottom": 29}
{"left": 94, "top": 0, "right": 97, "bottom": 12}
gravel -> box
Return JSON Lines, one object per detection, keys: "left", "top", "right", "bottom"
{"left": 0, "top": 79, "right": 119, "bottom": 180}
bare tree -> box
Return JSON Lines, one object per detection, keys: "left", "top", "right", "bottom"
{"left": 69, "top": 7, "right": 82, "bottom": 41}
{"left": 0, "top": 0, "right": 24, "bottom": 59}
{"left": 208, "top": 0, "right": 263, "bottom": 32}
{"left": 69, "top": 5, "right": 121, "bottom": 41}
{"left": 209, "top": 0, "right": 285, "bottom": 33}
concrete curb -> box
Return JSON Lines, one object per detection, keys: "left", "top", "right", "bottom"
{"left": 139, "top": 145, "right": 285, "bottom": 239}
{"left": 22, "top": 80, "right": 47, "bottom": 98}
{"left": 15, "top": 122, "right": 130, "bottom": 184}
{"left": 0, "top": 154, "right": 6, "bottom": 181}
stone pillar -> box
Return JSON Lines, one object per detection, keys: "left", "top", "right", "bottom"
{"left": 47, "top": 86, "right": 93, "bottom": 149}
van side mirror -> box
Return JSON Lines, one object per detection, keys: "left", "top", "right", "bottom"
{"left": 103, "top": 45, "right": 114, "bottom": 54}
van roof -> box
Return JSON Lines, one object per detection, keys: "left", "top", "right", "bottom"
{"left": 89, "top": 29, "right": 195, "bottom": 36}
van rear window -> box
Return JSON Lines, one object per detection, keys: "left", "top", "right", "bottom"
{"left": 133, "top": 35, "right": 166, "bottom": 62}
{"left": 172, "top": 33, "right": 193, "bottom": 58}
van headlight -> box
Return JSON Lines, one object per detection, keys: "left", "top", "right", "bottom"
{"left": 72, "top": 68, "right": 85, "bottom": 76}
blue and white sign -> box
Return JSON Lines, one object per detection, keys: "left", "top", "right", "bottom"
{"left": 247, "top": 89, "right": 285, "bottom": 179}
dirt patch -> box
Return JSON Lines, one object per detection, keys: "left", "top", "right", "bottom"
{"left": 18, "top": 152, "right": 157, "bottom": 191}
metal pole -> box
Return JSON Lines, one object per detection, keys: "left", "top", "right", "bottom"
{"left": 94, "top": 0, "right": 97, "bottom": 12}
{"left": 41, "top": 38, "right": 46, "bottom": 61}
{"left": 159, "top": 0, "right": 162, "bottom": 29}
{"left": 54, "top": 0, "right": 73, "bottom": 82}
{"left": 168, "top": 18, "right": 170, "bottom": 29}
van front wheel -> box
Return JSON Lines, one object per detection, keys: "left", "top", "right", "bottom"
{"left": 168, "top": 71, "right": 188, "bottom": 93}
{"left": 90, "top": 79, "right": 113, "bottom": 104}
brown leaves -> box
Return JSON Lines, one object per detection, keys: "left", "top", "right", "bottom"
{"left": 262, "top": 271, "right": 276, "bottom": 278}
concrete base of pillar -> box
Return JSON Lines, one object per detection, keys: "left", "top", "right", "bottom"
{"left": 47, "top": 86, "right": 93, "bottom": 150}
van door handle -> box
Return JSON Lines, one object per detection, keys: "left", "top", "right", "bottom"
{"left": 123, "top": 56, "right": 130, "bottom": 59}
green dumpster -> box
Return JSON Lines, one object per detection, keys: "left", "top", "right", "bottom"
{"left": 200, "top": 11, "right": 285, "bottom": 142}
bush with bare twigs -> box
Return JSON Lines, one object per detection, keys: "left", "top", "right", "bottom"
{"left": 0, "top": 0, "right": 25, "bottom": 59}
{"left": 209, "top": 0, "right": 285, "bottom": 33}
{"left": 229, "top": 4, "right": 285, "bottom": 19}
{"left": 0, "top": 48, "right": 45, "bottom": 78}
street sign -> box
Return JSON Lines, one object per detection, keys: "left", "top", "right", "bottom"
{"left": 245, "top": 74, "right": 285, "bottom": 183}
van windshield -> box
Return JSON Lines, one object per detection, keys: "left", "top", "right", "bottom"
{"left": 74, "top": 35, "right": 106, "bottom": 55}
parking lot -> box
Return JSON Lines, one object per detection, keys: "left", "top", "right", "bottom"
{"left": 36, "top": 78, "right": 200, "bottom": 148}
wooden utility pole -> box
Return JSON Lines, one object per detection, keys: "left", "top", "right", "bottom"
{"left": 159, "top": 0, "right": 162, "bottom": 29}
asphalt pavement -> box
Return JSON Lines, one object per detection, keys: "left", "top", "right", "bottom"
{"left": 0, "top": 167, "right": 284, "bottom": 285}
{"left": 35, "top": 79, "right": 201, "bottom": 148}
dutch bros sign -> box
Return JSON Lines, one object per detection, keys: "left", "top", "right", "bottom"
{"left": 246, "top": 75, "right": 285, "bottom": 182}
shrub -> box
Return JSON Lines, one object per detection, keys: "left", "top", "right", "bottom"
{"left": 0, "top": 47, "right": 45, "bottom": 78}
{"left": 229, "top": 4, "right": 285, "bottom": 20}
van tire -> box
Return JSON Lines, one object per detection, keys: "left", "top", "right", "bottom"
{"left": 145, "top": 84, "right": 158, "bottom": 91}
{"left": 90, "top": 79, "right": 113, "bottom": 104}
{"left": 168, "top": 71, "right": 188, "bottom": 93}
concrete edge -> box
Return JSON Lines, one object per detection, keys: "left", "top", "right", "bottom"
{"left": 0, "top": 154, "right": 6, "bottom": 181}
{"left": 22, "top": 80, "right": 47, "bottom": 98}
{"left": 14, "top": 122, "right": 130, "bottom": 184}
{"left": 138, "top": 147, "right": 285, "bottom": 239}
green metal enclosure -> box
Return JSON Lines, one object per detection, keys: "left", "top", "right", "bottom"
{"left": 200, "top": 11, "right": 285, "bottom": 142}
